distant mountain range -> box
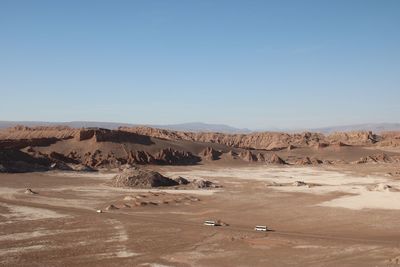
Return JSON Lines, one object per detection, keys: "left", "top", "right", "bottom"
{"left": 310, "top": 123, "right": 400, "bottom": 134}
{"left": 0, "top": 121, "right": 399, "bottom": 134}
{"left": 0, "top": 121, "right": 252, "bottom": 134}
{"left": 151, "top": 122, "right": 252, "bottom": 133}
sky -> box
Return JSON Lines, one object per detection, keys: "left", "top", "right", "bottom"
{"left": 0, "top": 0, "right": 399, "bottom": 129}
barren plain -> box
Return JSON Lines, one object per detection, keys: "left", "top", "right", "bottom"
{"left": 1, "top": 126, "right": 400, "bottom": 266}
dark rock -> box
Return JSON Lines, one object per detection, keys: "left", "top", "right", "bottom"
{"left": 174, "top": 176, "right": 190, "bottom": 185}
{"left": 256, "top": 153, "right": 265, "bottom": 162}
{"left": 191, "top": 179, "right": 220, "bottom": 188}
{"left": 154, "top": 148, "right": 200, "bottom": 165}
{"left": 24, "top": 188, "right": 38, "bottom": 195}
{"left": 111, "top": 169, "right": 179, "bottom": 188}
{"left": 105, "top": 204, "right": 119, "bottom": 210}
{"left": 50, "top": 162, "right": 73, "bottom": 171}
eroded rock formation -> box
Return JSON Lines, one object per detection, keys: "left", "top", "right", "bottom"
{"left": 0, "top": 125, "right": 399, "bottom": 172}
{"left": 111, "top": 168, "right": 179, "bottom": 188}
{"left": 200, "top": 147, "right": 222, "bottom": 161}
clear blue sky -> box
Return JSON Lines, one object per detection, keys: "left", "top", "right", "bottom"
{"left": 1, "top": 0, "right": 399, "bottom": 129}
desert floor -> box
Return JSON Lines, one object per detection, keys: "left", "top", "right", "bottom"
{"left": 1, "top": 164, "right": 400, "bottom": 267}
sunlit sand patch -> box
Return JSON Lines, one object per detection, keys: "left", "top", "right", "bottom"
{"left": 114, "top": 251, "right": 139, "bottom": 257}
{"left": 107, "top": 219, "right": 129, "bottom": 242}
{"left": 319, "top": 191, "right": 400, "bottom": 210}
{"left": 99, "top": 219, "right": 139, "bottom": 259}
{"left": 0, "top": 228, "right": 87, "bottom": 242}
{"left": 165, "top": 166, "right": 384, "bottom": 185}
{"left": 167, "top": 166, "right": 400, "bottom": 210}
{"left": 0, "top": 203, "right": 69, "bottom": 222}
{"left": 0, "top": 187, "right": 19, "bottom": 199}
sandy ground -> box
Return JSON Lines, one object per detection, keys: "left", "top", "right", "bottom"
{"left": 163, "top": 166, "right": 400, "bottom": 210}
{"left": 1, "top": 164, "right": 400, "bottom": 266}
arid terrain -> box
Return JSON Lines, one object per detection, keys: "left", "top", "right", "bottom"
{"left": 1, "top": 126, "right": 400, "bottom": 266}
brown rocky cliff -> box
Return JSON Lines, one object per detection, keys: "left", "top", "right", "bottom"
{"left": 120, "top": 126, "right": 387, "bottom": 150}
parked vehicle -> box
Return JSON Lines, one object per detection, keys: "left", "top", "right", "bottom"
{"left": 254, "top": 225, "right": 268, "bottom": 231}
{"left": 204, "top": 220, "right": 221, "bottom": 226}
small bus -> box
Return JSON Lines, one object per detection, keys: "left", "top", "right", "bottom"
{"left": 204, "top": 220, "right": 221, "bottom": 226}
{"left": 254, "top": 225, "right": 268, "bottom": 231}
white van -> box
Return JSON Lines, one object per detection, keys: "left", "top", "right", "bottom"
{"left": 204, "top": 220, "right": 221, "bottom": 226}
{"left": 254, "top": 225, "right": 268, "bottom": 231}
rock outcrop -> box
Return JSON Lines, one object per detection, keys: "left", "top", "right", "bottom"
{"left": 153, "top": 148, "right": 200, "bottom": 165}
{"left": 354, "top": 153, "right": 393, "bottom": 164}
{"left": 378, "top": 132, "right": 400, "bottom": 147}
{"left": 191, "top": 179, "right": 221, "bottom": 188}
{"left": 200, "top": 147, "right": 222, "bottom": 161}
{"left": 293, "top": 181, "right": 307, "bottom": 186}
{"left": 111, "top": 167, "right": 219, "bottom": 189}
{"left": 0, "top": 149, "right": 51, "bottom": 172}
{"left": 50, "top": 162, "right": 73, "bottom": 171}
{"left": 295, "top": 157, "right": 323, "bottom": 165}
{"left": 111, "top": 168, "right": 179, "bottom": 188}
{"left": 24, "top": 188, "right": 38, "bottom": 195}
{"left": 314, "top": 143, "right": 329, "bottom": 149}
{"left": 267, "top": 154, "right": 287, "bottom": 165}
{"left": 49, "top": 152, "right": 79, "bottom": 164}
{"left": 256, "top": 153, "right": 265, "bottom": 162}
{"left": 327, "top": 131, "right": 379, "bottom": 145}
{"left": 105, "top": 204, "right": 119, "bottom": 210}
{"left": 174, "top": 176, "right": 190, "bottom": 185}
{"left": 226, "top": 150, "right": 239, "bottom": 159}
{"left": 239, "top": 150, "right": 257, "bottom": 162}
{"left": 370, "top": 184, "right": 393, "bottom": 192}
{"left": 287, "top": 144, "right": 296, "bottom": 151}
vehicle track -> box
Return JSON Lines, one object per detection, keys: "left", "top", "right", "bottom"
{"left": 2, "top": 197, "right": 399, "bottom": 247}
{"left": 112, "top": 210, "right": 400, "bottom": 246}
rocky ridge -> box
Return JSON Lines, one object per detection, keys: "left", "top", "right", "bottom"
{"left": 121, "top": 126, "right": 396, "bottom": 150}
{"left": 0, "top": 125, "right": 399, "bottom": 172}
